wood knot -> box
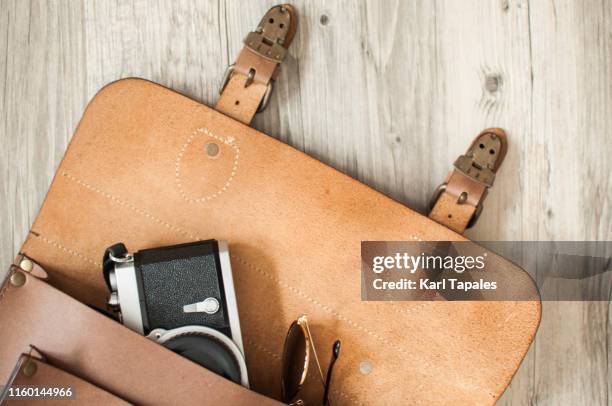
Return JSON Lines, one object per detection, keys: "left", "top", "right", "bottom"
{"left": 485, "top": 74, "right": 502, "bottom": 93}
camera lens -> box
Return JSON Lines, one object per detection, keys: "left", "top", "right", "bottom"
{"left": 163, "top": 334, "right": 242, "bottom": 385}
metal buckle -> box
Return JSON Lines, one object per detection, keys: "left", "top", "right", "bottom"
{"left": 218, "top": 6, "right": 292, "bottom": 114}
{"left": 428, "top": 183, "right": 483, "bottom": 229}
{"left": 428, "top": 183, "right": 447, "bottom": 213}
{"left": 219, "top": 64, "right": 235, "bottom": 93}
{"left": 453, "top": 131, "right": 504, "bottom": 187}
{"left": 219, "top": 64, "right": 274, "bottom": 113}
{"left": 244, "top": 5, "right": 292, "bottom": 63}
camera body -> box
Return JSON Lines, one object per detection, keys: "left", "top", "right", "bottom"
{"left": 104, "top": 240, "right": 248, "bottom": 387}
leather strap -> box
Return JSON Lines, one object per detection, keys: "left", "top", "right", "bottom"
{"left": 429, "top": 128, "right": 508, "bottom": 233}
{"left": 215, "top": 4, "right": 297, "bottom": 125}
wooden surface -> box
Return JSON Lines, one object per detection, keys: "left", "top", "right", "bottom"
{"left": 0, "top": 1, "right": 610, "bottom": 404}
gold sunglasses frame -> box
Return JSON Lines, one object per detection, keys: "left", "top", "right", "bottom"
{"left": 283, "top": 314, "right": 327, "bottom": 405}
{"left": 294, "top": 315, "right": 326, "bottom": 387}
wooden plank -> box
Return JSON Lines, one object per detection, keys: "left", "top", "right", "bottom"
{"left": 523, "top": 0, "right": 612, "bottom": 404}
{"left": 0, "top": 0, "right": 86, "bottom": 273}
{"left": 82, "top": 0, "right": 228, "bottom": 106}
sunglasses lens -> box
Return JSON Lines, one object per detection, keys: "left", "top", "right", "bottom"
{"left": 281, "top": 321, "right": 307, "bottom": 402}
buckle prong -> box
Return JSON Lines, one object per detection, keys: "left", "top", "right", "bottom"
{"left": 428, "top": 183, "right": 483, "bottom": 229}
{"left": 457, "top": 191, "right": 468, "bottom": 204}
{"left": 245, "top": 68, "right": 256, "bottom": 88}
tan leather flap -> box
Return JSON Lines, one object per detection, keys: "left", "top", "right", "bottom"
{"left": 6, "top": 354, "right": 129, "bottom": 405}
{"left": 0, "top": 271, "right": 280, "bottom": 406}
{"left": 16, "top": 78, "right": 540, "bottom": 404}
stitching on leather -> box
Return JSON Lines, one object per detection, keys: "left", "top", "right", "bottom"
{"left": 33, "top": 234, "right": 101, "bottom": 266}
{"left": 58, "top": 172, "right": 433, "bottom": 369}
{"left": 244, "top": 337, "right": 280, "bottom": 360}
{"left": 230, "top": 255, "right": 457, "bottom": 391}
{"left": 58, "top": 172, "right": 428, "bottom": 328}
{"left": 60, "top": 171, "right": 427, "bottom": 350}
{"left": 61, "top": 171, "right": 199, "bottom": 240}
{"left": 230, "top": 254, "right": 412, "bottom": 358}
{"left": 395, "top": 302, "right": 430, "bottom": 316}
{"left": 175, "top": 127, "right": 240, "bottom": 203}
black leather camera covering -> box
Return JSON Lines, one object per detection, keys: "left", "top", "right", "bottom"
{"left": 134, "top": 240, "right": 231, "bottom": 337}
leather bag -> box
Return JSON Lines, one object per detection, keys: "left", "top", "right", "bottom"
{"left": 0, "top": 5, "right": 540, "bottom": 405}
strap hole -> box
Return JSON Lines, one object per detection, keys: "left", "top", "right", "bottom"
{"left": 205, "top": 142, "right": 220, "bottom": 158}
{"left": 269, "top": 18, "right": 274, "bottom": 23}
{"left": 479, "top": 143, "right": 485, "bottom": 149}
{"left": 447, "top": 214, "right": 452, "bottom": 218}
{"left": 279, "top": 23, "right": 284, "bottom": 28}
{"left": 489, "top": 149, "right": 495, "bottom": 155}
{"left": 234, "top": 100, "right": 240, "bottom": 105}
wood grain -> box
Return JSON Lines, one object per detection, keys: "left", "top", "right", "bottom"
{"left": 0, "top": 0, "right": 610, "bottom": 404}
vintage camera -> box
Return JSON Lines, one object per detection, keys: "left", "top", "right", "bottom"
{"left": 103, "top": 240, "right": 248, "bottom": 388}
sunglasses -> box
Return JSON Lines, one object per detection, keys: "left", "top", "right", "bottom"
{"left": 281, "top": 315, "right": 341, "bottom": 405}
